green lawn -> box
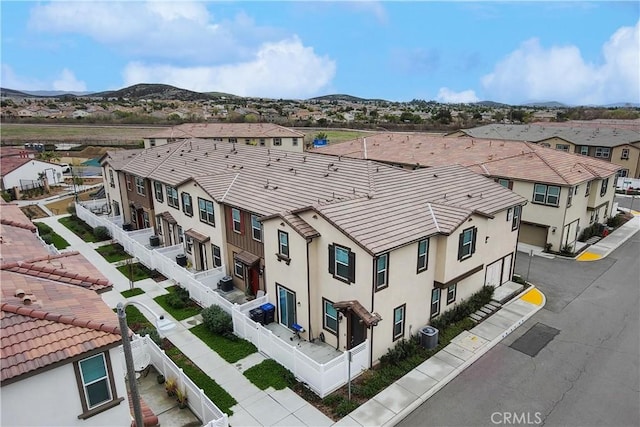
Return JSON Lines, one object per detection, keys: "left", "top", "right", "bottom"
{"left": 243, "top": 359, "right": 295, "bottom": 390}
{"left": 96, "top": 243, "right": 132, "bottom": 262}
{"left": 35, "top": 222, "right": 70, "bottom": 249}
{"left": 153, "top": 286, "right": 201, "bottom": 320}
{"left": 190, "top": 324, "right": 256, "bottom": 363}
{"left": 117, "top": 262, "right": 155, "bottom": 282}
{"left": 58, "top": 215, "right": 108, "bottom": 242}
{"left": 121, "top": 288, "right": 145, "bottom": 298}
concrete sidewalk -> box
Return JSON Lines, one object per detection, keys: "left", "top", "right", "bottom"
{"left": 576, "top": 213, "right": 640, "bottom": 261}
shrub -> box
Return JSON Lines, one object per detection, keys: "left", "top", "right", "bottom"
{"left": 67, "top": 204, "right": 76, "bottom": 216}
{"left": 166, "top": 292, "right": 187, "bottom": 309}
{"left": 137, "top": 327, "right": 161, "bottom": 346}
{"left": 93, "top": 225, "right": 110, "bottom": 240}
{"left": 202, "top": 305, "right": 233, "bottom": 336}
{"left": 379, "top": 336, "right": 420, "bottom": 367}
{"left": 431, "top": 285, "right": 493, "bottom": 331}
{"left": 335, "top": 399, "right": 359, "bottom": 418}
{"left": 578, "top": 223, "right": 600, "bottom": 242}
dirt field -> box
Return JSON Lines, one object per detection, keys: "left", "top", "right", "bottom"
{"left": 1, "top": 123, "right": 163, "bottom": 145}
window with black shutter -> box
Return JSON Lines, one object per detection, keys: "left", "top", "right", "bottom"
{"left": 458, "top": 226, "right": 477, "bottom": 261}
{"left": 328, "top": 244, "right": 355, "bottom": 283}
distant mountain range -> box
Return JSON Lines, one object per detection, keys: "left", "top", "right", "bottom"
{"left": 1, "top": 83, "right": 638, "bottom": 107}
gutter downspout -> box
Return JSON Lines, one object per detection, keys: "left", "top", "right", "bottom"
{"left": 306, "top": 238, "right": 312, "bottom": 341}
{"left": 370, "top": 271, "right": 375, "bottom": 368}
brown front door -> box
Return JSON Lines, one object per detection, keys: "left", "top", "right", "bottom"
{"left": 249, "top": 267, "right": 259, "bottom": 296}
{"left": 348, "top": 312, "right": 366, "bottom": 349}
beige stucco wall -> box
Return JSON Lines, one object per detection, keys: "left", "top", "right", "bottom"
{"left": 513, "top": 180, "right": 566, "bottom": 250}
{"left": 1, "top": 348, "right": 129, "bottom": 427}
{"left": 102, "top": 164, "right": 124, "bottom": 217}
{"left": 540, "top": 136, "right": 576, "bottom": 152}
{"left": 611, "top": 145, "right": 639, "bottom": 178}
{"left": 144, "top": 136, "right": 304, "bottom": 152}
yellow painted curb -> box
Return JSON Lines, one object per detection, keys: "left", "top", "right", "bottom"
{"left": 576, "top": 252, "right": 602, "bottom": 261}
{"left": 520, "top": 288, "right": 544, "bottom": 306}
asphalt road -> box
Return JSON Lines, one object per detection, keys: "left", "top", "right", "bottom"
{"left": 616, "top": 194, "right": 640, "bottom": 211}
{"left": 399, "top": 230, "right": 639, "bottom": 427}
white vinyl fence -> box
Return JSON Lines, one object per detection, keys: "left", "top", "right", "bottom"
{"left": 126, "top": 335, "right": 228, "bottom": 427}
{"left": 79, "top": 201, "right": 370, "bottom": 397}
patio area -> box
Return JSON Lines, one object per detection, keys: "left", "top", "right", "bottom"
{"left": 135, "top": 365, "right": 202, "bottom": 427}
{"left": 264, "top": 322, "right": 343, "bottom": 364}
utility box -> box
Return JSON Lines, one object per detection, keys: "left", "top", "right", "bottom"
{"left": 218, "top": 276, "right": 233, "bottom": 292}
{"left": 261, "top": 303, "right": 275, "bottom": 325}
{"left": 420, "top": 326, "right": 439, "bottom": 349}
{"left": 149, "top": 235, "right": 160, "bottom": 247}
{"left": 176, "top": 253, "right": 187, "bottom": 267}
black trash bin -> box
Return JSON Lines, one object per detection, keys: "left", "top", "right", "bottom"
{"left": 149, "top": 235, "right": 160, "bottom": 247}
{"left": 249, "top": 308, "right": 265, "bottom": 324}
{"left": 122, "top": 223, "right": 133, "bottom": 231}
{"left": 176, "top": 253, "right": 187, "bottom": 267}
{"left": 420, "top": 326, "right": 439, "bottom": 349}
{"left": 261, "top": 303, "right": 275, "bottom": 325}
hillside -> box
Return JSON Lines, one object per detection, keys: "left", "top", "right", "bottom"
{"left": 1, "top": 88, "right": 37, "bottom": 98}
{"left": 88, "top": 83, "right": 235, "bottom": 101}
{"left": 309, "top": 94, "right": 380, "bottom": 103}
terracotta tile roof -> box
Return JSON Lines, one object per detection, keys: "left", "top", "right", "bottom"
{"left": 0, "top": 203, "right": 120, "bottom": 383}
{"left": 333, "top": 300, "right": 381, "bottom": 327}
{"left": 0, "top": 157, "right": 31, "bottom": 176}
{"left": 312, "top": 134, "right": 620, "bottom": 186}
{"left": 147, "top": 123, "right": 305, "bottom": 139}
{"left": 0, "top": 147, "right": 36, "bottom": 158}
{"left": 184, "top": 228, "right": 210, "bottom": 243}
{"left": 156, "top": 211, "right": 177, "bottom": 224}
{"left": 281, "top": 212, "right": 320, "bottom": 239}
{"left": 108, "top": 140, "right": 525, "bottom": 255}
{"left": 455, "top": 123, "right": 639, "bottom": 147}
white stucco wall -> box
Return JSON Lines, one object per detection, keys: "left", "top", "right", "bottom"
{"left": 102, "top": 164, "right": 124, "bottom": 216}
{"left": 3, "top": 160, "right": 64, "bottom": 189}
{"left": 1, "top": 348, "right": 129, "bottom": 427}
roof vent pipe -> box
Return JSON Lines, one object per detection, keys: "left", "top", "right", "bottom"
{"left": 15, "top": 289, "right": 25, "bottom": 298}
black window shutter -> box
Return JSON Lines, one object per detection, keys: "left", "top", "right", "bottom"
{"left": 348, "top": 251, "right": 356, "bottom": 283}
{"left": 457, "top": 232, "right": 464, "bottom": 260}
{"left": 328, "top": 244, "right": 335, "bottom": 274}
{"left": 508, "top": 181, "right": 513, "bottom": 190}
{"left": 385, "top": 253, "right": 390, "bottom": 286}
{"left": 471, "top": 227, "right": 477, "bottom": 254}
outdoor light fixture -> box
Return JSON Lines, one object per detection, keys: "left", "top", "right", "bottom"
{"left": 116, "top": 301, "right": 175, "bottom": 427}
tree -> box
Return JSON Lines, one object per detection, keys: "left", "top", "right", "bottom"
{"left": 433, "top": 108, "right": 452, "bottom": 124}
{"left": 36, "top": 151, "right": 60, "bottom": 163}
{"left": 493, "top": 111, "right": 505, "bottom": 122}
{"left": 315, "top": 132, "right": 328, "bottom": 141}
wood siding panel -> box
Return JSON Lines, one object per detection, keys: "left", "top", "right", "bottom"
{"left": 224, "top": 206, "right": 265, "bottom": 258}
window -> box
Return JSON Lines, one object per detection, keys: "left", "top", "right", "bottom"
{"left": 274, "top": 138, "right": 282, "bottom": 146}
{"left": 250, "top": 214, "right": 262, "bottom": 241}
{"left": 229, "top": 138, "right": 237, "bottom": 143}
{"left": 457, "top": 227, "right": 477, "bottom": 261}
{"left": 507, "top": 208, "right": 513, "bottom": 222}
{"left": 393, "top": 304, "right": 406, "bottom": 341}
{"left": 497, "top": 178, "right": 512, "bottom": 189}
{"left": 556, "top": 144, "right": 570, "bottom": 152}
{"left": 567, "top": 186, "right": 574, "bottom": 207}
{"left": 142, "top": 211, "right": 150, "bottom": 228}
{"left": 533, "top": 183, "right": 560, "bottom": 206}
{"left": 595, "top": 147, "right": 610, "bottom": 158}
{"left": 540, "top": 143, "right": 551, "bottom": 148}
{"left": 375, "top": 254, "right": 389, "bottom": 290}
{"left": 232, "top": 208, "right": 242, "bottom": 233}
{"left": 155, "top": 216, "right": 163, "bottom": 235}
{"left": 417, "top": 238, "right": 429, "bottom": 273}
{"left": 292, "top": 138, "right": 299, "bottom": 147}
{"left": 512, "top": 206, "right": 521, "bottom": 231}
{"left": 167, "top": 186, "right": 179, "bottom": 208}
{"left": 149, "top": 138, "right": 156, "bottom": 147}
{"left": 234, "top": 258, "right": 244, "bottom": 278}
{"left": 617, "top": 169, "right": 629, "bottom": 178}
{"left": 185, "top": 237, "right": 193, "bottom": 254}
{"left": 430, "top": 288, "right": 441, "bottom": 318}
{"left": 181, "top": 192, "right": 193, "bottom": 216}
{"left": 278, "top": 230, "right": 289, "bottom": 258}
{"left": 212, "top": 244, "right": 222, "bottom": 267}
{"left": 135, "top": 177, "right": 145, "bottom": 196}
{"left": 125, "top": 175, "right": 132, "bottom": 191}
{"left": 621, "top": 148, "right": 630, "bottom": 160}
{"left": 154, "top": 182, "right": 163, "bottom": 202}
{"left": 580, "top": 146, "right": 589, "bottom": 156}
{"left": 177, "top": 225, "right": 184, "bottom": 244}
{"left": 447, "top": 284, "right": 457, "bottom": 305}
{"left": 109, "top": 170, "right": 114, "bottom": 188}
{"left": 77, "top": 353, "right": 113, "bottom": 410}
{"left": 259, "top": 138, "right": 266, "bottom": 146}
{"left": 329, "top": 244, "right": 356, "bottom": 283}
{"left": 323, "top": 299, "right": 338, "bottom": 334}
{"left": 198, "top": 198, "right": 215, "bottom": 226}
{"left": 585, "top": 180, "right": 591, "bottom": 197}
{"left": 600, "top": 178, "right": 609, "bottom": 197}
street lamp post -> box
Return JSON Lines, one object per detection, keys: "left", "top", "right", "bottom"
{"left": 116, "top": 301, "right": 175, "bottom": 427}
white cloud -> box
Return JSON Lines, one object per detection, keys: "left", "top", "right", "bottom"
{"left": 437, "top": 87, "right": 479, "bottom": 104}
{"left": 27, "top": 1, "right": 282, "bottom": 64}
{"left": 122, "top": 37, "right": 336, "bottom": 99}
{"left": 482, "top": 20, "right": 640, "bottom": 105}
{"left": 52, "top": 68, "right": 87, "bottom": 91}
{"left": 1, "top": 64, "right": 86, "bottom": 92}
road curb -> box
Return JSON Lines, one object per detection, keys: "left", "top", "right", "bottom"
{"left": 384, "top": 286, "right": 546, "bottom": 427}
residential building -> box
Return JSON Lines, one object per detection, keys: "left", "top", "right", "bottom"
{"left": 448, "top": 123, "right": 640, "bottom": 178}
{"left": 0, "top": 154, "right": 65, "bottom": 198}
{"left": 102, "top": 140, "right": 525, "bottom": 364}
{"left": 312, "top": 133, "right": 620, "bottom": 252}
{"left": 0, "top": 202, "right": 129, "bottom": 426}
{"left": 143, "top": 123, "right": 306, "bottom": 152}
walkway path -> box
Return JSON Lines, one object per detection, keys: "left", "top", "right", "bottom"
{"left": 35, "top": 214, "right": 335, "bottom": 427}
{"left": 576, "top": 212, "right": 640, "bottom": 261}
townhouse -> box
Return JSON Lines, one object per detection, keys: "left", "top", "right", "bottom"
{"left": 142, "top": 122, "right": 306, "bottom": 152}
{"left": 102, "top": 140, "right": 525, "bottom": 363}
{"left": 312, "top": 133, "right": 620, "bottom": 252}
{"left": 448, "top": 122, "right": 640, "bottom": 178}
{"left": 1, "top": 202, "right": 130, "bottom": 426}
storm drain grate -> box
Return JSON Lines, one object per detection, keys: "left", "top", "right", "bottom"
{"left": 510, "top": 322, "right": 560, "bottom": 357}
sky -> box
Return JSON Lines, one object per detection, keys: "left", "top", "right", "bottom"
{"left": 1, "top": 1, "right": 639, "bottom": 105}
